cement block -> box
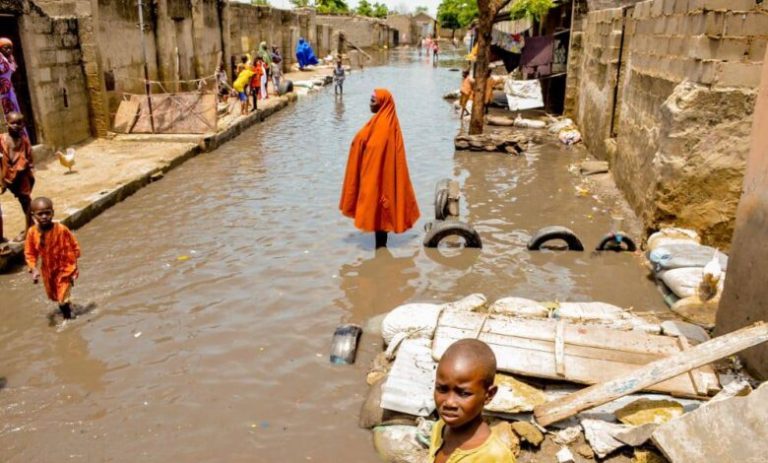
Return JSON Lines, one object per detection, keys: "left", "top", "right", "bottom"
{"left": 652, "top": 0, "right": 665, "bottom": 18}
{"left": 748, "top": 38, "right": 767, "bottom": 61}
{"left": 705, "top": 12, "right": 725, "bottom": 36}
{"left": 743, "top": 12, "right": 768, "bottom": 36}
{"left": 702, "top": 0, "right": 757, "bottom": 12}
{"left": 714, "top": 61, "right": 763, "bottom": 87}
{"left": 674, "top": 0, "right": 689, "bottom": 14}
{"left": 664, "top": 0, "right": 676, "bottom": 16}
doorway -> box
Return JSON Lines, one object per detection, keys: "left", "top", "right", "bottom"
{"left": 0, "top": 15, "right": 38, "bottom": 144}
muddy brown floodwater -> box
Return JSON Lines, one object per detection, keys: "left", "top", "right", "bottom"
{"left": 0, "top": 51, "right": 667, "bottom": 462}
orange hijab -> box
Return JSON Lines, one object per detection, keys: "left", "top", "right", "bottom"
{"left": 340, "top": 89, "right": 420, "bottom": 233}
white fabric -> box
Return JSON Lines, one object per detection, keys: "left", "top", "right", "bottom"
{"left": 381, "top": 303, "right": 443, "bottom": 345}
{"left": 505, "top": 79, "right": 543, "bottom": 111}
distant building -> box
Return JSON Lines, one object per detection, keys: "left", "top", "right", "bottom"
{"left": 413, "top": 12, "right": 436, "bottom": 39}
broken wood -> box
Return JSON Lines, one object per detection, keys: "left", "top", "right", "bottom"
{"left": 432, "top": 311, "right": 719, "bottom": 398}
{"left": 533, "top": 322, "right": 768, "bottom": 427}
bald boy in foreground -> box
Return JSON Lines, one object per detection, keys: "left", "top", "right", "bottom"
{"left": 429, "top": 339, "right": 516, "bottom": 463}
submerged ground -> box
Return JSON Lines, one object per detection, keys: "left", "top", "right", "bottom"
{"left": 0, "top": 51, "right": 666, "bottom": 462}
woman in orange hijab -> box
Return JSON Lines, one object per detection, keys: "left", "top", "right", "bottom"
{"left": 340, "top": 89, "right": 420, "bottom": 248}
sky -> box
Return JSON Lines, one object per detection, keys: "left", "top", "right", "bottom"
{"left": 264, "top": 0, "right": 441, "bottom": 17}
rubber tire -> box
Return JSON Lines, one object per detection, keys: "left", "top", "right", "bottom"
{"left": 423, "top": 220, "right": 482, "bottom": 249}
{"left": 279, "top": 80, "right": 294, "bottom": 95}
{"left": 527, "top": 226, "right": 584, "bottom": 251}
{"left": 595, "top": 233, "right": 637, "bottom": 252}
{"left": 434, "top": 178, "right": 451, "bottom": 221}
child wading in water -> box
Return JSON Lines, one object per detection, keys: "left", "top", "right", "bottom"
{"left": 430, "top": 339, "right": 515, "bottom": 462}
{"left": 25, "top": 197, "right": 81, "bottom": 320}
{"left": 333, "top": 60, "right": 345, "bottom": 96}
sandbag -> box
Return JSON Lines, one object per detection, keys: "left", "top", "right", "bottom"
{"left": 649, "top": 244, "right": 728, "bottom": 273}
{"left": 647, "top": 237, "right": 700, "bottom": 252}
{"left": 372, "top": 423, "right": 431, "bottom": 463}
{"left": 381, "top": 303, "right": 442, "bottom": 345}
{"left": 442, "top": 294, "right": 487, "bottom": 313}
{"left": 647, "top": 228, "right": 700, "bottom": 250}
{"left": 359, "top": 377, "right": 417, "bottom": 429}
{"left": 554, "top": 301, "right": 627, "bottom": 321}
{"left": 548, "top": 118, "right": 574, "bottom": 134}
{"left": 660, "top": 267, "right": 725, "bottom": 299}
{"left": 489, "top": 297, "right": 549, "bottom": 318}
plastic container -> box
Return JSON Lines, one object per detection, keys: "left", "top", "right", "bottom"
{"left": 330, "top": 324, "right": 363, "bottom": 365}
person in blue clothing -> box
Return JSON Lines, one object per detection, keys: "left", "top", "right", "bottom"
{"left": 296, "top": 38, "right": 319, "bottom": 70}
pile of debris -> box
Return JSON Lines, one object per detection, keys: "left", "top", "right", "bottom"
{"left": 646, "top": 228, "right": 728, "bottom": 328}
{"left": 454, "top": 131, "right": 531, "bottom": 155}
{"left": 362, "top": 294, "right": 767, "bottom": 462}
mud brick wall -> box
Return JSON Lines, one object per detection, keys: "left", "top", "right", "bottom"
{"left": 229, "top": 5, "right": 320, "bottom": 72}
{"left": 569, "top": 0, "right": 766, "bottom": 248}
{"left": 316, "top": 15, "right": 391, "bottom": 49}
{"left": 20, "top": 8, "right": 91, "bottom": 146}
{"left": 717, "top": 47, "right": 768, "bottom": 380}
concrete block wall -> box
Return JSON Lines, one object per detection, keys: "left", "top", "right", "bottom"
{"left": 316, "top": 15, "right": 391, "bottom": 49}
{"left": 571, "top": 0, "right": 766, "bottom": 248}
{"left": 19, "top": 8, "right": 91, "bottom": 146}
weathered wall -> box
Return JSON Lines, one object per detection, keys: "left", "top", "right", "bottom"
{"left": 18, "top": 4, "right": 92, "bottom": 146}
{"left": 716, "top": 48, "right": 768, "bottom": 380}
{"left": 387, "top": 14, "right": 417, "bottom": 45}
{"left": 316, "top": 14, "right": 390, "bottom": 49}
{"left": 229, "top": 5, "right": 324, "bottom": 71}
{"left": 570, "top": 0, "right": 766, "bottom": 248}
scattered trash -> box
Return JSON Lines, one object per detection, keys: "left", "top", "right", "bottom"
{"left": 329, "top": 324, "right": 362, "bottom": 365}
{"left": 558, "top": 129, "right": 582, "bottom": 145}
{"left": 556, "top": 446, "right": 576, "bottom": 463}
{"left": 381, "top": 303, "right": 442, "bottom": 345}
{"left": 176, "top": 255, "right": 191, "bottom": 261}
{"left": 133, "top": 331, "right": 142, "bottom": 338}
{"left": 548, "top": 118, "right": 574, "bottom": 134}
{"left": 614, "top": 398, "right": 684, "bottom": 425}
{"left": 581, "top": 419, "right": 628, "bottom": 458}
{"left": 553, "top": 426, "right": 582, "bottom": 445}
{"left": 513, "top": 115, "right": 547, "bottom": 129}
{"left": 510, "top": 421, "right": 544, "bottom": 447}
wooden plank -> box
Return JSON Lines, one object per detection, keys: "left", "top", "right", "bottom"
{"left": 652, "top": 383, "right": 768, "bottom": 463}
{"left": 112, "top": 99, "right": 140, "bottom": 133}
{"left": 433, "top": 311, "right": 719, "bottom": 397}
{"left": 677, "top": 335, "right": 707, "bottom": 396}
{"left": 534, "top": 322, "right": 768, "bottom": 427}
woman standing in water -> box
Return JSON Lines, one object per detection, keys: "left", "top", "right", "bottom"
{"left": 339, "top": 89, "right": 420, "bottom": 248}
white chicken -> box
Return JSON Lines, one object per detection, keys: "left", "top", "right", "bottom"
{"left": 698, "top": 253, "right": 724, "bottom": 301}
{"left": 56, "top": 147, "right": 76, "bottom": 174}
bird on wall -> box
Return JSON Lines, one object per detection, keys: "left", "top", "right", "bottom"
{"left": 55, "top": 148, "right": 76, "bottom": 174}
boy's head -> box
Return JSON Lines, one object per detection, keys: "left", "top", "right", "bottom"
{"left": 6, "top": 111, "right": 25, "bottom": 137}
{"left": 434, "top": 339, "right": 498, "bottom": 429}
{"left": 241, "top": 55, "right": 248, "bottom": 63}
{"left": 462, "top": 70, "right": 470, "bottom": 78}
{"left": 31, "top": 197, "right": 55, "bottom": 230}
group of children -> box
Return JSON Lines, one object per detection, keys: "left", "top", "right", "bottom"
{"left": 1, "top": 111, "right": 81, "bottom": 321}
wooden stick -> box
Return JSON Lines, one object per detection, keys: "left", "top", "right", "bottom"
{"left": 534, "top": 322, "right": 768, "bottom": 427}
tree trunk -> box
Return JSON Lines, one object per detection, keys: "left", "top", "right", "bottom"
{"left": 469, "top": 14, "right": 492, "bottom": 135}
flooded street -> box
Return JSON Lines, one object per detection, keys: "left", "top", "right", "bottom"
{"left": 0, "top": 51, "right": 666, "bottom": 462}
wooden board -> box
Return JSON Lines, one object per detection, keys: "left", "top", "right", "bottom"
{"left": 432, "top": 311, "right": 720, "bottom": 398}
{"left": 129, "top": 92, "right": 217, "bottom": 134}
{"left": 652, "top": 383, "right": 768, "bottom": 463}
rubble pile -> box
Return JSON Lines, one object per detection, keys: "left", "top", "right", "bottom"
{"left": 362, "top": 294, "right": 766, "bottom": 463}
{"left": 454, "top": 131, "right": 531, "bottom": 155}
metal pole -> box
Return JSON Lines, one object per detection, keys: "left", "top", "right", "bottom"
{"left": 137, "top": 0, "right": 156, "bottom": 133}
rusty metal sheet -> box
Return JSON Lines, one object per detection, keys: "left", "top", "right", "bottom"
{"left": 129, "top": 92, "right": 217, "bottom": 134}
{"left": 112, "top": 99, "right": 140, "bottom": 133}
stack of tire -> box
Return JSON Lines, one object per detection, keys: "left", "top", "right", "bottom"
{"left": 647, "top": 228, "right": 728, "bottom": 328}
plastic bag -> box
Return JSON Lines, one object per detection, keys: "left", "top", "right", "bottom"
{"left": 381, "top": 303, "right": 442, "bottom": 345}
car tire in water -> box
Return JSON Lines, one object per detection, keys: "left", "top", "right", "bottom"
{"left": 423, "top": 220, "right": 482, "bottom": 249}
{"left": 527, "top": 226, "right": 584, "bottom": 251}
{"left": 595, "top": 233, "right": 637, "bottom": 252}
{"left": 434, "top": 178, "right": 451, "bottom": 221}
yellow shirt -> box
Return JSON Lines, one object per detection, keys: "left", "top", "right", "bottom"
{"left": 428, "top": 419, "right": 516, "bottom": 463}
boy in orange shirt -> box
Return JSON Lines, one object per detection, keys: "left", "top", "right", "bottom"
{"left": 0, "top": 111, "right": 35, "bottom": 243}
{"left": 430, "top": 339, "right": 515, "bottom": 463}
{"left": 25, "top": 197, "right": 81, "bottom": 320}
